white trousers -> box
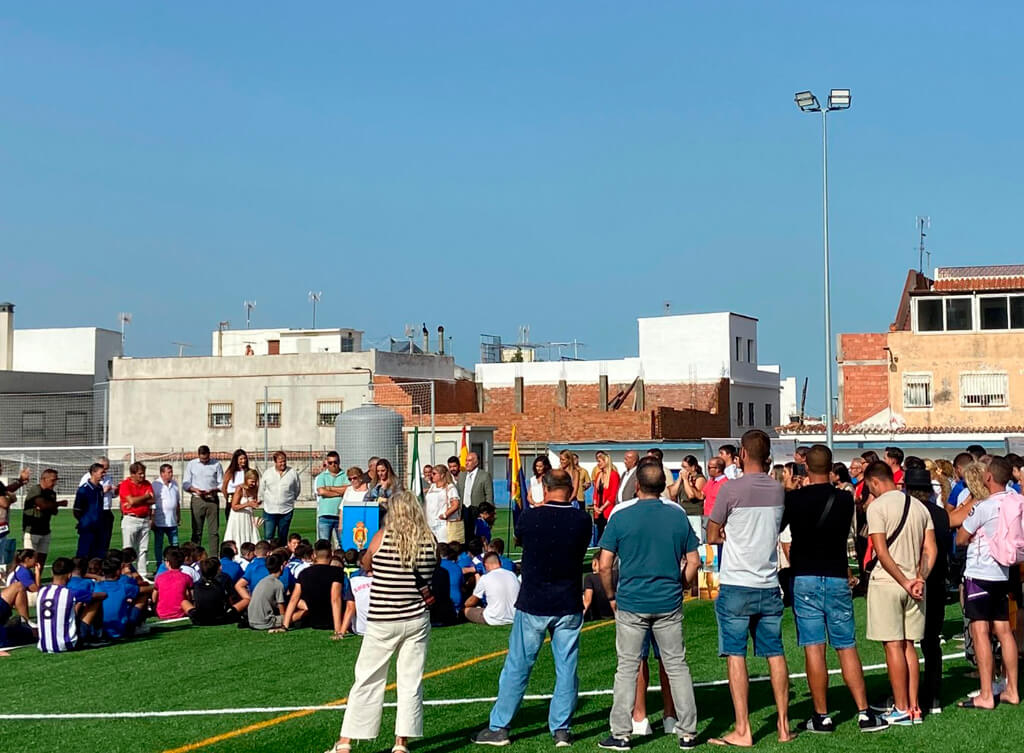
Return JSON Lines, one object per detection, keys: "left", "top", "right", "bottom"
{"left": 121, "top": 516, "right": 150, "bottom": 578}
{"left": 340, "top": 613, "right": 431, "bottom": 739}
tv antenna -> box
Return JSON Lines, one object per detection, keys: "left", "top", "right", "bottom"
{"left": 243, "top": 300, "right": 256, "bottom": 329}
{"left": 172, "top": 341, "right": 193, "bottom": 357}
{"left": 404, "top": 324, "right": 417, "bottom": 352}
{"left": 664, "top": 301, "right": 671, "bottom": 314}
{"left": 916, "top": 216, "right": 931, "bottom": 273}
{"left": 118, "top": 312, "right": 132, "bottom": 348}
{"left": 308, "top": 291, "right": 322, "bottom": 329}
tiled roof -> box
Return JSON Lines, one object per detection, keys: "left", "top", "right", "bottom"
{"left": 776, "top": 421, "right": 1024, "bottom": 436}
{"left": 934, "top": 265, "right": 1024, "bottom": 292}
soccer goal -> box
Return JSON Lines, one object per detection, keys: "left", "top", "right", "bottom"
{"left": 0, "top": 445, "right": 135, "bottom": 501}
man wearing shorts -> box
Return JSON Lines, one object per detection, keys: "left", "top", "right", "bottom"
{"left": 864, "top": 461, "right": 937, "bottom": 725}
{"left": 956, "top": 456, "right": 1020, "bottom": 709}
{"left": 21, "top": 469, "right": 68, "bottom": 569}
{"left": 783, "top": 445, "right": 888, "bottom": 733}
{"left": 707, "top": 429, "right": 795, "bottom": 746}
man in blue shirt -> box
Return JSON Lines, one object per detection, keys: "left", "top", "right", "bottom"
{"left": 596, "top": 459, "right": 700, "bottom": 751}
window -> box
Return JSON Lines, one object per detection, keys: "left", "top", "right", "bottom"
{"left": 736, "top": 401, "right": 744, "bottom": 426}
{"left": 765, "top": 403, "right": 773, "bottom": 426}
{"left": 735, "top": 337, "right": 743, "bottom": 362}
{"left": 65, "top": 410, "right": 88, "bottom": 441}
{"left": 945, "top": 298, "right": 973, "bottom": 330}
{"left": 22, "top": 411, "right": 45, "bottom": 439}
{"left": 267, "top": 339, "right": 280, "bottom": 355}
{"left": 980, "top": 296, "right": 1010, "bottom": 330}
{"left": 317, "top": 399, "right": 343, "bottom": 427}
{"left": 256, "top": 400, "right": 282, "bottom": 428}
{"left": 1012, "top": 296, "right": 1024, "bottom": 329}
{"left": 747, "top": 339, "right": 755, "bottom": 364}
{"left": 917, "top": 299, "right": 943, "bottom": 331}
{"left": 208, "top": 402, "right": 233, "bottom": 428}
{"left": 341, "top": 334, "right": 355, "bottom": 352}
{"left": 748, "top": 402, "right": 755, "bottom": 426}
{"left": 903, "top": 374, "right": 932, "bottom": 409}
{"left": 960, "top": 372, "right": 1008, "bottom": 408}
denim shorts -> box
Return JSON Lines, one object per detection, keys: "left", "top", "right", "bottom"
{"left": 715, "top": 584, "right": 785, "bottom": 657}
{"left": 792, "top": 575, "right": 856, "bottom": 649}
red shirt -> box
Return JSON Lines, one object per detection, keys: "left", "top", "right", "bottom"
{"left": 119, "top": 478, "right": 154, "bottom": 517}
{"left": 703, "top": 475, "right": 728, "bottom": 516}
{"left": 893, "top": 468, "right": 905, "bottom": 488}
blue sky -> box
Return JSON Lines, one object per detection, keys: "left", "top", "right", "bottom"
{"left": 2, "top": 3, "right": 1022, "bottom": 414}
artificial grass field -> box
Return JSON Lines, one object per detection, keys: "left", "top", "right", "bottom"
{"left": 4, "top": 510, "right": 1024, "bottom": 753}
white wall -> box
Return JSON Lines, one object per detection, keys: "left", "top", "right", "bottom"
{"left": 779, "top": 376, "right": 798, "bottom": 423}
{"left": 729, "top": 383, "right": 781, "bottom": 434}
{"left": 13, "top": 328, "right": 122, "bottom": 382}
{"left": 637, "top": 312, "right": 734, "bottom": 382}
{"left": 213, "top": 328, "right": 363, "bottom": 357}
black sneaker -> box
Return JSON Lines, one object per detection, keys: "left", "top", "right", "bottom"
{"left": 598, "top": 736, "right": 631, "bottom": 751}
{"left": 553, "top": 730, "right": 572, "bottom": 748}
{"left": 797, "top": 715, "right": 834, "bottom": 734}
{"left": 472, "top": 728, "right": 511, "bottom": 746}
{"left": 857, "top": 710, "right": 889, "bottom": 733}
{"left": 678, "top": 734, "right": 698, "bottom": 750}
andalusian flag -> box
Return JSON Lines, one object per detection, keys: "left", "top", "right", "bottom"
{"left": 410, "top": 426, "right": 424, "bottom": 502}
{"left": 458, "top": 424, "right": 469, "bottom": 468}
{"left": 508, "top": 424, "right": 528, "bottom": 526}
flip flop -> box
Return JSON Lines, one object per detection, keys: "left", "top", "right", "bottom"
{"left": 708, "top": 739, "right": 750, "bottom": 748}
{"left": 958, "top": 698, "right": 998, "bottom": 709}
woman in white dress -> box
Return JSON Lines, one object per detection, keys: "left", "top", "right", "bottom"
{"left": 224, "top": 469, "right": 262, "bottom": 546}
{"left": 529, "top": 455, "right": 551, "bottom": 507}
{"left": 221, "top": 449, "right": 252, "bottom": 524}
{"left": 424, "top": 465, "right": 461, "bottom": 544}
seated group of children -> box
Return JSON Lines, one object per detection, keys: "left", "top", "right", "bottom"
{"left": 430, "top": 536, "right": 518, "bottom": 627}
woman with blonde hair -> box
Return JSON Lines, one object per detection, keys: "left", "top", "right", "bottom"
{"left": 424, "top": 465, "right": 461, "bottom": 544}
{"left": 223, "top": 469, "right": 262, "bottom": 545}
{"left": 559, "top": 450, "right": 585, "bottom": 508}
{"left": 328, "top": 490, "right": 438, "bottom": 753}
{"left": 924, "top": 459, "right": 952, "bottom": 504}
{"left": 591, "top": 451, "right": 620, "bottom": 541}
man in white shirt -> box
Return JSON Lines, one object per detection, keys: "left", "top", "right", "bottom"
{"left": 719, "top": 444, "right": 742, "bottom": 480}
{"left": 260, "top": 450, "right": 301, "bottom": 544}
{"left": 350, "top": 567, "right": 373, "bottom": 635}
{"left": 464, "top": 553, "right": 520, "bottom": 625}
{"left": 78, "top": 456, "right": 116, "bottom": 555}
{"left": 617, "top": 451, "right": 639, "bottom": 503}
{"left": 183, "top": 445, "right": 225, "bottom": 554}
{"left": 151, "top": 464, "right": 181, "bottom": 565}
{"left": 956, "top": 456, "right": 1020, "bottom": 709}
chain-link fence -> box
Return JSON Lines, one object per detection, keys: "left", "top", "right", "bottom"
{"left": 0, "top": 445, "right": 134, "bottom": 501}
{"left": 0, "top": 385, "right": 108, "bottom": 448}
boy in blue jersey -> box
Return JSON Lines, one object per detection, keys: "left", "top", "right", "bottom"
{"left": 94, "top": 556, "right": 152, "bottom": 639}
{"left": 438, "top": 544, "right": 465, "bottom": 616}
{"left": 68, "top": 557, "right": 96, "bottom": 598}
{"left": 474, "top": 502, "right": 496, "bottom": 543}
{"left": 488, "top": 538, "right": 518, "bottom": 574}
{"left": 219, "top": 543, "right": 244, "bottom": 584}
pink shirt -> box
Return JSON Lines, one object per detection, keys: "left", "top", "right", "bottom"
{"left": 154, "top": 569, "right": 192, "bottom": 619}
{"left": 703, "top": 475, "right": 728, "bottom": 517}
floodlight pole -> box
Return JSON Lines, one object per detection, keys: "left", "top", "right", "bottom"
{"left": 821, "top": 107, "right": 835, "bottom": 450}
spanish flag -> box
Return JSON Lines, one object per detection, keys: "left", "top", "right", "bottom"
{"left": 458, "top": 424, "right": 469, "bottom": 468}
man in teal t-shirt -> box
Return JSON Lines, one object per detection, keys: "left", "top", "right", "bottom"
{"left": 314, "top": 452, "right": 347, "bottom": 547}
{"left": 597, "top": 459, "right": 701, "bottom": 750}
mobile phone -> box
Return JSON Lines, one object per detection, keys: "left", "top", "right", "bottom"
{"left": 792, "top": 463, "right": 807, "bottom": 477}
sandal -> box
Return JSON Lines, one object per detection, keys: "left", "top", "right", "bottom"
{"left": 392, "top": 746, "right": 410, "bottom": 753}
{"left": 324, "top": 742, "right": 351, "bottom": 753}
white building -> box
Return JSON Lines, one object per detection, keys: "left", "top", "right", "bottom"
{"left": 108, "top": 348, "right": 457, "bottom": 452}
{"left": 213, "top": 327, "right": 364, "bottom": 357}
{"left": 475, "top": 312, "right": 782, "bottom": 434}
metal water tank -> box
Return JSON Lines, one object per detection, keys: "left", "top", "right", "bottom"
{"left": 335, "top": 404, "right": 405, "bottom": 479}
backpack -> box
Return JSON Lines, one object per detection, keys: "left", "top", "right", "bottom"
{"left": 990, "top": 490, "right": 1024, "bottom": 567}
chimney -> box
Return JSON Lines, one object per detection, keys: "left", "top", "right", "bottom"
{"left": 421, "top": 324, "right": 429, "bottom": 354}
{"left": 0, "top": 302, "right": 13, "bottom": 371}
{"left": 437, "top": 325, "right": 445, "bottom": 355}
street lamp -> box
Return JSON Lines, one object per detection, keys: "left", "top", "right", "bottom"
{"left": 794, "top": 88, "right": 851, "bottom": 449}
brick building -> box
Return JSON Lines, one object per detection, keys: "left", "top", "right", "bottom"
{"left": 838, "top": 264, "right": 1024, "bottom": 432}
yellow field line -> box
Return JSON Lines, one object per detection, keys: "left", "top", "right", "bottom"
{"left": 162, "top": 620, "right": 613, "bottom": 753}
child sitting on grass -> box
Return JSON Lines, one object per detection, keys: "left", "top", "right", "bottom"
{"left": 37, "top": 557, "right": 106, "bottom": 653}
{"left": 237, "top": 541, "right": 256, "bottom": 572}
{"left": 153, "top": 548, "right": 193, "bottom": 621}
{"left": 94, "top": 556, "right": 152, "bottom": 639}
{"left": 474, "top": 501, "right": 496, "bottom": 543}
{"left": 68, "top": 557, "right": 96, "bottom": 598}
{"left": 248, "top": 553, "right": 287, "bottom": 631}
{"left": 190, "top": 557, "right": 248, "bottom": 625}
{"left": 5, "top": 549, "right": 40, "bottom": 619}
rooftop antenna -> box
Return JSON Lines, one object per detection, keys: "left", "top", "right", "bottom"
{"left": 404, "top": 324, "right": 416, "bottom": 353}
{"left": 916, "top": 216, "right": 930, "bottom": 274}
{"left": 172, "top": 341, "right": 193, "bottom": 357}
{"left": 664, "top": 301, "right": 671, "bottom": 315}
{"left": 243, "top": 300, "right": 256, "bottom": 329}
{"left": 118, "top": 312, "right": 132, "bottom": 348}
{"left": 308, "top": 291, "right": 322, "bottom": 329}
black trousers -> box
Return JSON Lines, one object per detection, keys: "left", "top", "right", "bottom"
{"left": 921, "top": 577, "right": 946, "bottom": 711}
{"left": 463, "top": 505, "right": 478, "bottom": 542}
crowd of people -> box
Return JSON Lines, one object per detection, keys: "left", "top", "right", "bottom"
{"left": 2, "top": 434, "right": 1024, "bottom": 751}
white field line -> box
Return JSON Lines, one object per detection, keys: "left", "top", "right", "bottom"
{"left": 0, "top": 652, "right": 967, "bottom": 721}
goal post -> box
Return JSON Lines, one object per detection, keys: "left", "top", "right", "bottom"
{"left": 0, "top": 445, "right": 135, "bottom": 502}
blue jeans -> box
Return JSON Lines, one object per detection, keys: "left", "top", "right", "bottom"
{"left": 792, "top": 575, "right": 856, "bottom": 649}
{"left": 263, "top": 511, "right": 293, "bottom": 543}
{"left": 489, "top": 610, "right": 583, "bottom": 734}
{"left": 317, "top": 515, "right": 339, "bottom": 547}
{"left": 715, "top": 584, "right": 785, "bottom": 657}
{"left": 153, "top": 526, "right": 179, "bottom": 564}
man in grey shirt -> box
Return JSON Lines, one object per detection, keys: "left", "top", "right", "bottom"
{"left": 706, "top": 429, "right": 794, "bottom": 747}
{"left": 249, "top": 553, "right": 287, "bottom": 630}
{"left": 183, "top": 445, "right": 224, "bottom": 554}
{"left": 260, "top": 450, "right": 301, "bottom": 543}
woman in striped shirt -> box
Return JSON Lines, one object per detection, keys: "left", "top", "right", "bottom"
{"left": 328, "top": 490, "right": 438, "bottom": 753}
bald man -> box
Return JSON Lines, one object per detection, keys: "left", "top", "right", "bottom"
{"left": 617, "top": 451, "right": 640, "bottom": 503}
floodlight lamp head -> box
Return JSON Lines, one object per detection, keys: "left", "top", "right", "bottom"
{"left": 794, "top": 91, "right": 820, "bottom": 112}
{"left": 827, "top": 88, "right": 851, "bottom": 110}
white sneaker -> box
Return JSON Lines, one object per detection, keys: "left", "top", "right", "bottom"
{"left": 663, "top": 717, "right": 677, "bottom": 735}
{"left": 631, "top": 718, "right": 652, "bottom": 736}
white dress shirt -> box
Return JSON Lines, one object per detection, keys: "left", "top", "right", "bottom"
{"left": 260, "top": 466, "right": 301, "bottom": 514}
{"left": 462, "top": 469, "right": 478, "bottom": 507}
{"left": 183, "top": 458, "right": 225, "bottom": 494}
{"left": 617, "top": 467, "right": 636, "bottom": 502}
{"left": 151, "top": 478, "right": 181, "bottom": 528}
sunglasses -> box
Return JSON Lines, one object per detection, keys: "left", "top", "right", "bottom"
{"left": 326, "top": 460, "right": 340, "bottom": 466}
